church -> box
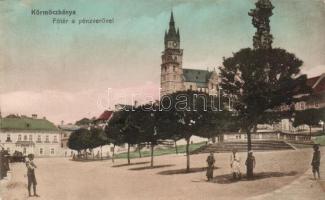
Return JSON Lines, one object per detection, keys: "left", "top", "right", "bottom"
{"left": 160, "top": 12, "right": 219, "bottom": 96}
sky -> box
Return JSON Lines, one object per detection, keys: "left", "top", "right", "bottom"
{"left": 0, "top": 0, "right": 324, "bottom": 124}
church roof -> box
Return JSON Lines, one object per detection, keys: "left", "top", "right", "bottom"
{"left": 182, "top": 68, "right": 213, "bottom": 83}
{"left": 0, "top": 117, "right": 58, "bottom": 132}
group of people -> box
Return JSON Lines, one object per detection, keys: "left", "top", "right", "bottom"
{"left": 206, "top": 144, "right": 321, "bottom": 182}
{"left": 206, "top": 148, "right": 255, "bottom": 181}
{"left": 0, "top": 148, "right": 10, "bottom": 180}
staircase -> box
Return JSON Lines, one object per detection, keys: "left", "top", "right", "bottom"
{"left": 191, "top": 140, "right": 295, "bottom": 154}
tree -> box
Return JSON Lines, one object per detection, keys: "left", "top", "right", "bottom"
{"left": 105, "top": 109, "right": 139, "bottom": 165}
{"left": 75, "top": 118, "right": 92, "bottom": 126}
{"left": 105, "top": 118, "right": 124, "bottom": 163}
{"left": 293, "top": 108, "right": 323, "bottom": 135}
{"left": 89, "top": 127, "right": 107, "bottom": 159}
{"left": 219, "top": 0, "right": 311, "bottom": 178}
{"left": 68, "top": 128, "right": 89, "bottom": 156}
{"left": 220, "top": 48, "right": 311, "bottom": 177}
{"left": 131, "top": 103, "right": 166, "bottom": 167}
{"left": 160, "top": 90, "right": 222, "bottom": 172}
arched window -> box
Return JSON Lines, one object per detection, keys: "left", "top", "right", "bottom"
{"left": 37, "top": 135, "right": 41, "bottom": 142}
{"left": 24, "top": 135, "right": 28, "bottom": 141}
{"left": 46, "top": 135, "right": 49, "bottom": 142}
{"left": 18, "top": 134, "right": 22, "bottom": 141}
{"left": 29, "top": 135, "right": 33, "bottom": 141}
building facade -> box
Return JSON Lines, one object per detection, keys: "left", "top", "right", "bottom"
{"left": 160, "top": 12, "right": 219, "bottom": 96}
{"left": 277, "top": 73, "right": 325, "bottom": 133}
{"left": 0, "top": 115, "right": 62, "bottom": 157}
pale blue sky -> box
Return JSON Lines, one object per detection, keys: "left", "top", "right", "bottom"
{"left": 0, "top": 0, "right": 324, "bottom": 123}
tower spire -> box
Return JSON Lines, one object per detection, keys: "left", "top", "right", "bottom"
{"left": 165, "top": 11, "right": 179, "bottom": 44}
{"left": 170, "top": 11, "right": 175, "bottom": 24}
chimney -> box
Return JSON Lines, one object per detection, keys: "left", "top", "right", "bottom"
{"left": 32, "top": 114, "right": 37, "bottom": 119}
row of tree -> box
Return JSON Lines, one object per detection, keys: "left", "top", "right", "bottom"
{"left": 105, "top": 91, "right": 236, "bottom": 171}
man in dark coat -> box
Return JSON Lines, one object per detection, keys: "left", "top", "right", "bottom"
{"left": 312, "top": 144, "right": 321, "bottom": 180}
{"left": 206, "top": 152, "right": 215, "bottom": 181}
{"left": 26, "top": 154, "right": 39, "bottom": 197}
{"left": 245, "top": 151, "right": 256, "bottom": 179}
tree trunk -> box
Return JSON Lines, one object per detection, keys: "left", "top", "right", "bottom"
{"left": 100, "top": 146, "right": 103, "bottom": 160}
{"left": 127, "top": 144, "right": 130, "bottom": 165}
{"left": 138, "top": 144, "right": 142, "bottom": 158}
{"left": 247, "top": 128, "right": 252, "bottom": 151}
{"left": 174, "top": 140, "right": 178, "bottom": 155}
{"left": 112, "top": 144, "right": 115, "bottom": 163}
{"left": 150, "top": 143, "right": 154, "bottom": 168}
{"left": 186, "top": 138, "right": 190, "bottom": 173}
{"left": 246, "top": 127, "right": 253, "bottom": 178}
{"left": 309, "top": 125, "right": 312, "bottom": 135}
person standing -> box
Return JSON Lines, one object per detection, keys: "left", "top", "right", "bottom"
{"left": 311, "top": 144, "right": 321, "bottom": 180}
{"left": 206, "top": 152, "right": 215, "bottom": 181}
{"left": 0, "top": 148, "right": 4, "bottom": 180}
{"left": 245, "top": 151, "right": 256, "bottom": 179}
{"left": 26, "top": 154, "right": 39, "bottom": 197}
{"left": 230, "top": 148, "right": 241, "bottom": 180}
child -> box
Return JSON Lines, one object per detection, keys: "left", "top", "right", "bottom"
{"left": 311, "top": 144, "right": 321, "bottom": 180}
{"left": 26, "top": 154, "right": 39, "bottom": 197}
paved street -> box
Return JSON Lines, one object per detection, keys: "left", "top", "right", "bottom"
{"left": 1, "top": 148, "right": 324, "bottom": 200}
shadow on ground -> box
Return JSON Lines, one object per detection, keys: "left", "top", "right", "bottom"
{"left": 129, "top": 164, "right": 175, "bottom": 171}
{"left": 70, "top": 158, "right": 111, "bottom": 162}
{"left": 158, "top": 167, "right": 219, "bottom": 175}
{"left": 112, "top": 161, "right": 150, "bottom": 168}
{"left": 210, "top": 171, "right": 298, "bottom": 184}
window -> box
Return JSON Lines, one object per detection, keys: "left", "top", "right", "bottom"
{"left": 18, "top": 134, "right": 22, "bottom": 141}
{"left": 50, "top": 148, "right": 55, "bottom": 155}
{"left": 53, "top": 136, "right": 57, "bottom": 143}
{"left": 190, "top": 85, "right": 193, "bottom": 90}
{"left": 40, "top": 148, "right": 43, "bottom": 155}
{"left": 37, "top": 135, "right": 41, "bottom": 143}
{"left": 45, "top": 135, "right": 49, "bottom": 143}
{"left": 29, "top": 135, "right": 33, "bottom": 141}
{"left": 6, "top": 134, "right": 12, "bottom": 142}
{"left": 24, "top": 135, "right": 27, "bottom": 141}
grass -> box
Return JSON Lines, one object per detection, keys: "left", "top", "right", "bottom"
{"left": 114, "top": 142, "right": 206, "bottom": 159}
{"left": 313, "top": 135, "right": 325, "bottom": 146}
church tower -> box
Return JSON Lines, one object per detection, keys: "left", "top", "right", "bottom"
{"left": 160, "top": 12, "right": 184, "bottom": 96}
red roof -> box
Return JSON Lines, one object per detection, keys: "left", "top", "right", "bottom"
{"left": 307, "top": 74, "right": 325, "bottom": 95}
{"left": 306, "top": 76, "right": 319, "bottom": 87}
{"left": 97, "top": 110, "right": 113, "bottom": 121}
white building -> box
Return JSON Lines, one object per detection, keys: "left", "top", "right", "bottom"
{"left": 0, "top": 114, "right": 63, "bottom": 157}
